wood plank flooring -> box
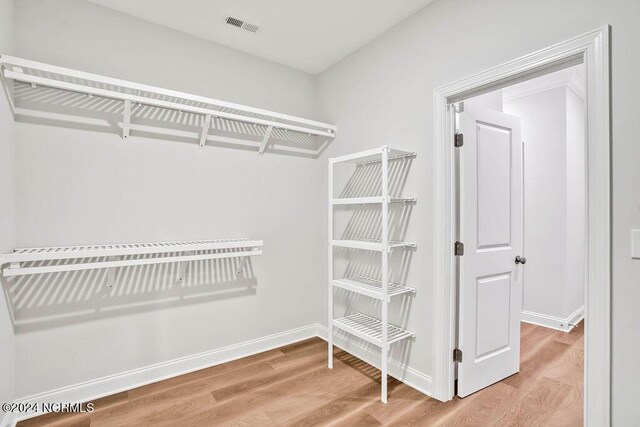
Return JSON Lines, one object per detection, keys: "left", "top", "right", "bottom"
{"left": 18, "top": 322, "right": 583, "bottom": 426}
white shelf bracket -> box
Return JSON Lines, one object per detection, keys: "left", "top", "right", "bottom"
{"left": 258, "top": 125, "right": 274, "bottom": 155}
{"left": 199, "top": 114, "right": 212, "bottom": 148}
{"left": 122, "top": 99, "right": 132, "bottom": 139}
{"left": 318, "top": 136, "right": 332, "bottom": 153}
{"left": 177, "top": 251, "right": 194, "bottom": 283}
{"left": 236, "top": 255, "right": 248, "bottom": 277}
{"left": 106, "top": 256, "right": 116, "bottom": 288}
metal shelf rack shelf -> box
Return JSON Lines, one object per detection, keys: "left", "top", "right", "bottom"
{"left": 330, "top": 147, "right": 415, "bottom": 165}
{"left": 331, "top": 196, "right": 416, "bottom": 205}
{"left": 328, "top": 145, "right": 416, "bottom": 403}
{"left": 331, "top": 239, "right": 416, "bottom": 252}
{"left": 332, "top": 276, "right": 415, "bottom": 302}
{"left": 333, "top": 313, "right": 414, "bottom": 347}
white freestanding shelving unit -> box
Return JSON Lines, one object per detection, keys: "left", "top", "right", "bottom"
{"left": 328, "top": 146, "right": 416, "bottom": 403}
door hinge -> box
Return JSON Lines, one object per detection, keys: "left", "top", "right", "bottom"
{"left": 454, "top": 241, "right": 464, "bottom": 256}
{"left": 453, "top": 348, "right": 463, "bottom": 363}
{"left": 454, "top": 133, "right": 464, "bottom": 147}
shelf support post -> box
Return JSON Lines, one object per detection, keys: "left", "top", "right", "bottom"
{"left": 381, "top": 146, "right": 390, "bottom": 403}
{"left": 122, "top": 99, "right": 132, "bottom": 139}
{"left": 199, "top": 114, "right": 212, "bottom": 147}
{"left": 258, "top": 125, "right": 273, "bottom": 155}
{"left": 328, "top": 158, "right": 334, "bottom": 369}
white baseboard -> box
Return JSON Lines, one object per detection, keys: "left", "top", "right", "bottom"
{"left": 522, "top": 305, "right": 584, "bottom": 333}
{"left": 9, "top": 322, "right": 432, "bottom": 425}
{"left": 1, "top": 411, "right": 11, "bottom": 427}
{"left": 315, "top": 324, "right": 433, "bottom": 397}
{"left": 10, "top": 324, "right": 319, "bottom": 424}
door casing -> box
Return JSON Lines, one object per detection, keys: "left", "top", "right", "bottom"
{"left": 432, "top": 26, "right": 611, "bottom": 426}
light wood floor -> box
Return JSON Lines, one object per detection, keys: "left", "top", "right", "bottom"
{"left": 19, "top": 322, "right": 583, "bottom": 426}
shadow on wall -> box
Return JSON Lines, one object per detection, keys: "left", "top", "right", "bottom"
{"left": 2, "top": 78, "right": 327, "bottom": 158}
{"left": 333, "top": 157, "right": 415, "bottom": 366}
{"left": 1, "top": 250, "right": 257, "bottom": 333}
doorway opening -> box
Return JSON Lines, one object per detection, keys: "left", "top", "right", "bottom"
{"left": 452, "top": 64, "right": 586, "bottom": 423}
{"left": 432, "top": 27, "right": 610, "bottom": 426}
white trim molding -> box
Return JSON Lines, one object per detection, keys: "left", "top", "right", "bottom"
{"left": 10, "top": 324, "right": 320, "bottom": 424}
{"left": 503, "top": 66, "right": 586, "bottom": 102}
{"left": 522, "top": 306, "right": 585, "bottom": 333}
{"left": 433, "top": 26, "right": 610, "bottom": 426}
{"left": 1, "top": 411, "right": 11, "bottom": 427}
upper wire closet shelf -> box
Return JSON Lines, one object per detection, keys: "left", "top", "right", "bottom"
{"left": 0, "top": 55, "right": 336, "bottom": 157}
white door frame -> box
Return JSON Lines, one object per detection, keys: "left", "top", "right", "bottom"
{"left": 432, "top": 26, "right": 610, "bottom": 426}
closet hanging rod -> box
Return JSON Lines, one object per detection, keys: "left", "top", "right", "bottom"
{"left": 0, "top": 55, "right": 337, "bottom": 138}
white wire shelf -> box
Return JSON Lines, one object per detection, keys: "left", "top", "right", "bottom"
{"left": 332, "top": 276, "right": 415, "bottom": 301}
{"left": 0, "top": 239, "right": 263, "bottom": 277}
{"left": 331, "top": 196, "right": 416, "bottom": 205}
{"left": 331, "top": 239, "right": 417, "bottom": 252}
{"left": 332, "top": 313, "right": 414, "bottom": 347}
{"left": 0, "top": 55, "right": 336, "bottom": 156}
{"left": 329, "top": 146, "right": 416, "bottom": 165}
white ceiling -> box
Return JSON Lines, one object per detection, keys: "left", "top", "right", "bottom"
{"left": 85, "top": 0, "right": 434, "bottom": 74}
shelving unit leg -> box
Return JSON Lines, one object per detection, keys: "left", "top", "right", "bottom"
{"left": 381, "top": 146, "right": 390, "bottom": 403}
{"left": 328, "top": 160, "right": 334, "bottom": 369}
{"left": 381, "top": 346, "right": 388, "bottom": 403}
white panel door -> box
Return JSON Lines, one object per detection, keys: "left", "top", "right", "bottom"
{"left": 457, "top": 105, "right": 523, "bottom": 398}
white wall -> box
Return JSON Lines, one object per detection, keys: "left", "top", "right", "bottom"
{"left": 0, "top": 0, "right": 16, "bottom": 420}
{"left": 504, "top": 85, "right": 585, "bottom": 324}
{"left": 10, "top": 0, "right": 325, "bottom": 398}
{"left": 316, "top": 0, "right": 640, "bottom": 423}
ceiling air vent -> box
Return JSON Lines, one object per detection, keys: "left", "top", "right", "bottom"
{"left": 225, "top": 16, "right": 260, "bottom": 33}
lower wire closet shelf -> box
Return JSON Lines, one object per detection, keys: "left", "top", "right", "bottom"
{"left": 0, "top": 238, "right": 263, "bottom": 277}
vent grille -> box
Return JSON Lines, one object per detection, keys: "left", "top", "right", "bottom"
{"left": 225, "top": 16, "right": 260, "bottom": 33}
{"left": 225, "top": 16, "right": 243, "bottom": 28}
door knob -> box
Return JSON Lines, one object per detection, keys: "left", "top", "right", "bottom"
{"left": 515, "top": 256, "right": 527, "bottom": 265}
